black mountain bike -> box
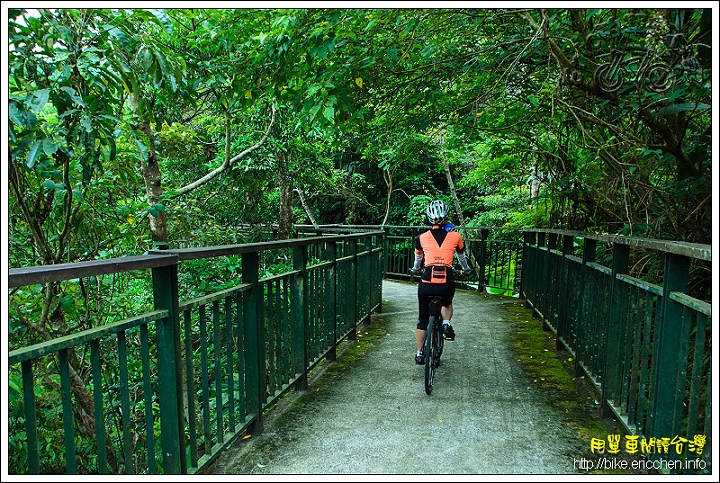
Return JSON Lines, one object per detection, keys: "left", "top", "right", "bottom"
{"left": 410, "top": 266, "right": 472, "bottom": 395}
{"left": 423, "top": 294, "right": 444, "bottom": 395}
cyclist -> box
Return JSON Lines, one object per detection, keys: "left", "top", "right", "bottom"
{"left": 410, "top": 200, "right": 472, "bottom": 365}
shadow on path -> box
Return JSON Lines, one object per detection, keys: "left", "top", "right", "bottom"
{"left": 203, "top": 280, "right": 606, "bottom": 475}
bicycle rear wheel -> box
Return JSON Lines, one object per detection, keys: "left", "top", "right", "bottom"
{"left": 424, "top": 316, "right": 435, "bottom": 395}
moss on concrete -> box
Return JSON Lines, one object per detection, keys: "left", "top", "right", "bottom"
{"left": 504, "top": 299, "right": 648, "bottom": 474}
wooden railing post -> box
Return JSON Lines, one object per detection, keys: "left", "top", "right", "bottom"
{"left": 346, "top": 239, "right": 359, "bottom": 340}
{"left": 292, "top": 245, "right": 309, "bottom": 391}
{"left": 150, "top": 262, "right": 184, "bottom": 474}
{"left": 324, "top": 240, "right": 338, "bottom": 362}
{"left": 372, "top": 233, "right": 383, "bottom": 313}
{"left": 600, "top": 242, "right": 630, "bottom": 419}
{"left": 575, "top": 237, "right": 596, "bottom": 376}
{"left": 478, "top": 228, "right": 488, "bottom": 290}
{"left": 556, "top": 234, "right": 575, "bottom": 351}
{"left": 648, "top": 252, "right": 691, "bottom": 440}
{"left": 242, "top": 251, "right": 264, "bottom": 434}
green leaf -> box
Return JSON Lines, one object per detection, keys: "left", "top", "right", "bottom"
{"left": 107, "top": 26, "right": 135, "bottom": 50}
{"left": 8, "top": 102, "right": 26, "bottom": 128}
{"left": 81, "top": 115, "right": 93, "bottom": 132}
{"left": 42, "top": 138, "right": 59, "bottom": 156}
{"left": 323, "top": 106, "right": 335, "bottom": 122}
{"left": 148, "top": 9, "right": 173, "bottom": 35}
{"left": 8, "top": 379, "right": 21, "bottom": 396}
{"left": 135, "top": 138, "right": 148, "bottom": 160}
{"left": 42, "top": 179, "right": 65, "bottom": 190}
{"left": 26, "top": 89, "right": 50, "bottom": 114}
{"left": 26, "top": 141, "right": 43, "bottom": 168}
{"left": 60, "top": 86, "right": 86, "bottom": 107}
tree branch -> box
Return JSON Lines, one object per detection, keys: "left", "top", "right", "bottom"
{"left": 173, "top": 99, "right": 277, "bottom": 197}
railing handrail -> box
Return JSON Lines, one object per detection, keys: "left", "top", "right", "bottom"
{"left": 7, "top": 231, "right": 385, "bottom": 288}
{"left": 8, "top": 253, "right": 180, "bottom": 288}
{"left": 301, "top": 224, "right": 711, "bottom": 261}
{"left": 150, "top": 230, "right": 385, "bottom": 261}
{"left": 522, "top": 228, "right": 711, "bottom": 261}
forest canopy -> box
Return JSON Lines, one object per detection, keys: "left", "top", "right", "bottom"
{"left": 7, "top": 7, "right": 713, "bottom": 268}
{"left": 4, "top": 7, "right": 714, "bottom": 474}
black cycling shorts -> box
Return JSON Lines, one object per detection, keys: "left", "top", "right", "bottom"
{"left": 416, "top": 281, "right": 455, "bottom": 330}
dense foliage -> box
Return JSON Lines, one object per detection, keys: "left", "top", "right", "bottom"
{"left": 8, "top": 8, "right": 711, "bottom": 260}
{"left": 5, "top": 7, "right": 713, "bottom": 474}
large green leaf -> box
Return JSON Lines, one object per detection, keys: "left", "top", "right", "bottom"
{"left": 148, "top": 9, "right": 173, "bottom": 35}
{"left": 26, "top": 89, "right": 50, "bottom": 114}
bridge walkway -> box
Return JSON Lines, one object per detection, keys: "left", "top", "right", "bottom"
{"left": 203, "top": 279, "right": 627, "bottom": 475}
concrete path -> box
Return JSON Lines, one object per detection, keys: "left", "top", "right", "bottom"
{"left": 203, "top": 279, "right": 591, "bottom": 475}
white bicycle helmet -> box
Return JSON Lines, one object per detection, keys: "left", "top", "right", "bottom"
{"left": 426, "top": 200, "right": 449, "bottom": 225}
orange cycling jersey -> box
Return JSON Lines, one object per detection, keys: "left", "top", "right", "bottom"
{"left": 415, "top": 228, "right": 465, "bottom": 284}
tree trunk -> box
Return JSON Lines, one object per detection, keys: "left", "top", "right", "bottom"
{"left": 138, "top": 121, "right": 168, "bottom": 247}
{"left": 440, "top": 131, "right": 466, "bottom": 229}
{"left": 381, "top": 167, "right": 394, "bottom": 227}
{"left": 277, "top": 152, "right": 294, "bottom": 240}
{"left": 294, "top": 188, "right": 318, "bottom": 229}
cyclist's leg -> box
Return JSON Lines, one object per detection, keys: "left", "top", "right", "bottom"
{"left": 441, "top": 304, "right": 453, "bottom": 321}
{"left": 415, "top": 329, "right": 426, "bottom": 353}
{"left": 415, "top": 282, "right": 432, "bottom": 362}
{"left": 440, "top": 282, "right": 456, "bottom": 339}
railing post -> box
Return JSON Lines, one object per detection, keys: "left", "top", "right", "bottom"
{"left": 535, "top": 231, "right": 546, "bottom": 319}
{"left": 292, "top": 245, "right": 309, "bottom": 390}
{"left": 556, "top": 234, "right": 574, "bottom": 351}
{"left": 373, "top": 233, "right": 383, "bottom": 313}
{"left": 600, "top": 242, "right": 630, "bottom": 419}
{"left": 520, "top": 231, "right": 533, "bottom": 304}
{"left": 21, "top": 360, "right": 40, "bottom": 473}
{"left": 381, "top": 227, "right": 389, "bottom": 276}
{"left": 151, "top": 262, "right": 184, "bottom": 474}
{"left": 648, "top": 252, "right": 691, "bottom": 441}
{"left": 478, "top": 228, "right": 488, "bottom": 290}
{"left": 324, "top": 240, "right": 337, "bottom": 362}
{"left": 242, "top": 251, "right": 264, "bottom": 434}
{"left": 546, "top": 232, "right": 560, "bottom": 333}
{"left": 533, "top": 232, "right": 552, "bottom": 331}
{"left": 360, "top": 236, "right": 372, "bottom": 325}
{"left": 575, "top": 237, "right": 596, "bottom": 376}
{"left": 347, "top": 238, "right": 359, "bottom": 340}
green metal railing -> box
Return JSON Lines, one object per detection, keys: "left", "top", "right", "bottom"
{"left": 7, "top": 225, "right": 712, "bottom": 475}
{"left": 521, "top": 230, "right": 712, "bottom": 474}
{"left": 303, "top": 225, "right": 524, "bottom": 295}
{"left": 325, "top": 224, "right": 712, "bottom": 474}
{"left": 8, "top": 231, "right": 383, "bottom": 475}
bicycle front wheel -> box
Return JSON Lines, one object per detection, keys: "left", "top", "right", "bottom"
{"left": 424, "top": 317, "right": 435, "bottom": 395}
